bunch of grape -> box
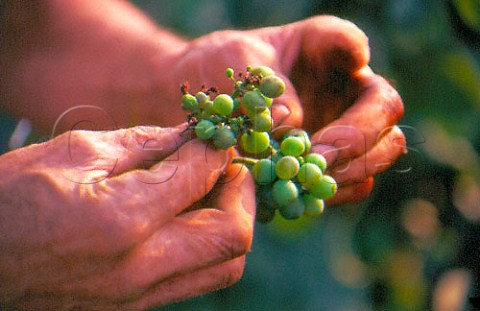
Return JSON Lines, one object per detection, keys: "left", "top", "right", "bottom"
{"left": 180, "top": 66, "right": 337, "bottom": 223}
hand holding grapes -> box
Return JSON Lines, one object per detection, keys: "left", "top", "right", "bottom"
{"left": 173, "top": 16, "right": 406, "bottom": 205}
{"left": 0, "top": 125, "right": 255, "bottom": 310}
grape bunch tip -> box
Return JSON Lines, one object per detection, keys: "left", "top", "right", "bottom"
{"left": 179, "top": 66, "right": 337, "bottom": 223}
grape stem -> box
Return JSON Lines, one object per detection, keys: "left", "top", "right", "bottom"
{"left": 232, "top": 157, "right": 258, "bottom": 166}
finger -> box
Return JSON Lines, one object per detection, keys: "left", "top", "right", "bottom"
{"left": 311, "top": 71, "right": 404, "bottom": 163}
{"left": 327, "top": 125, "right": 406, "bottom": 185}
{"left": 124, "top": 257, "right": 245, "bottom": 310}
{"left": 105, "top": 123, "right": 191, "bottom": 174}
{"left": 253, "top": 15, "right": 370, "bottom": 75}
{"left": 73, "top": 161, "right": 254, "bottom": 301}
{"left": 269, "top": 74, "right": 303, "bottom": 135}
{"left": 326, "top": 177, "right": 374, "bottom": 206}
{"left": 101, "top": 139, "right": 232, "bottom": 222}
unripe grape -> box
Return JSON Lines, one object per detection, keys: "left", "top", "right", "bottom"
{"left": 195, "top": 92, "right": 210, "bottom": 109}
{"left": 309, "top": 175, "right": 338, "bottom": 199}
{"left": 275, "top": 156, "right": 300, "bottom": 180}
{"left": 195, "top": 120, "right": 216, "bottom": 140}
{"left": 251, "top": 158, "right": 276, "bottom": 184}
{"left": 305, "top": 153, "right": 327, "bottom": 172}
{"left": 225, "top": 67, "right": 234, "bottom": 78}
{"left": 286, "top": 129, "right": 311, "bottom": 151}
{"left": 242, "top": 91, "right": 267, "bottom": 113}
{"left": 281, "top": 136, "right": 305, "bottom": 156}
{"left": 251, "top": 110, "right": 273, "bottom": 132}
{"left": 303, "top": 194, "right": 325, "bottom": 217}
{"left": 259, "top": 75, "right": 285, "bottom": 98}
{"left": 256, "top": 207, "right": 276, "bottom": 223}
{"left": 255, "top": 184, "right": 278, "bottom": 223}
{"left": 241, "top": 131, "right": 270, "bottom": 154}
{"left": 272, "top": 179, "right": 299, "bottom": 207}
{"left": 250, "top": 65, "right": 275, "bottom": 77}
{"left": 213, "top": 94, "right": 234, "bottom": 116}
{"left": 279, "top": 196, "right": 305, "bottom": 220}
{"left": 297, "top": 163, "right": 322, "bottom": 188}
{"left": 262, "top": 95, "right": 273, "bottom": 108}
{"left": 213, "top": 126, "right": 236, "bottom": 149}
{"left": 181, "top": 94, "right": 199, "bottom": 112}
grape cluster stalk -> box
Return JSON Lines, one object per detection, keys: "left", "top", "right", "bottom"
{"left": 180, "top": 66, "right": 337, "bottom": 223}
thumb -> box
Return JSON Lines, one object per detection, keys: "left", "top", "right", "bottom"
{"left": 270, "top": 74, "right": 303, "bottom": 138}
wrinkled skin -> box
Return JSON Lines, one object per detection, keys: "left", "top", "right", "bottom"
{"left": 0, "top": 0, "right": 406, "bottom": 309}
{"left": 0, "top": 125, "right": 255, "bottom": 310}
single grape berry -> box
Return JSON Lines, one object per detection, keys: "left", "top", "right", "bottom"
{"left": 272, "top": 179, "right": 299, "bottom": 207}
{"left": 241, "top": 131, "right": 270, "bottom": 154}
{"left": 281, "top": 136, "right": 305, "bottom": 157}
{"left": 286, "top": 129, "right": 312, "bottom": 152}
{"left": 297, "top": 163, "right": 323, "bottom": 188}
{"left": 195, "top": 92, "right": 210, "bottom": 109}
{"left": 251, "top": 110, "right": 273, "bottom": 132}
{"left": 303, "top": 193, "right": 325, "bottom": 217}
{"left": 305, "top": 153, "right": 327, "bottom": 172}
{"left": 225, "top": 67, "right": 234, "bottom": 78}
{"left": 275, "top": 156, "right": 300, "bottom": 180}
{"left": 250, "top": 65, "right": 275, "bottom": 77}
{"left": 309, "top": 175, "right": 338, "bottom": 200}
{"left": 251, "top": 159, "right": 276, "bottom": 184}
{"left": 195, "top": 120, "right": 216, "bottom": 140}
{"left": 213, "top": 94, "right": 234, "bottom": 116}
{"left": 213, "top": 126, "right": 236, "bottom": 149}
{"left": 242, "top": 91, "right": 267, "bottom": 113}
{"left": 259, "top": 75, "right": 285, "bottom": 98}
{"left": 181, "top": 94, "right": 199, "bottom": 112}
{"left": 279, "top": 196, "right": 305, "bottom": 220}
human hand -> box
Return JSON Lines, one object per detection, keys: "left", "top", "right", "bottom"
{"left": 172, "top": 16, "right": 406, "bottom": 205}
{"left": 0, "top": 125, "right": 255, "bottom": 310}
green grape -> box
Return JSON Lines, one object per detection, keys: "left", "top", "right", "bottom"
{"left": 279, "top": 196, "right": 305, "bottom": 220}
{"left": 286, "top": 129, "right": 312, "bottom": 151}
{"left": 213, "top": 126, "right": 236, "bottom": 149}
{"left": 309, "top": 175, "right": 338, "bottom": 199}
{"left": 281, "top": 136, "right": 305, "bottom": 157}
{"left": 259, "top": 75, "right": 285, "bottom": 98}
{"left": 296, "top": 156, "right": 305, "bottom": 166}
{"left": 225, "top": 67, "right": 234, "bottom": 78}
{"left": 275, "top": 156, "right": 300, "bottom": 180}
{"left": 241, "top": 131, "right": 270, "bottom": 154}
{"left": 181, "top": 94, "right": 199, "bottom": 112}
{"left": 262, "top": 94, "right": 273, "bottom": 107}
{"left": 272, "top": 179, "right": 299, "bottom": 207}
{"left": 305, "top": 153, "right": 327, "bottom": 172}
{"left": 195, "top": 92, "right": 210, "bottom": 109}
{"left": 250, "top": 65, "right": 275, "bottom": 77}
{"left": 256, "top": 207, "right": 276, "bottom": 223}
{"left": 255, "top": 184, "right": 278, "bottom": 223}
{"left": 195, "top": 120, "right": 216, "bottom": 140}
{"left": 242, "top": 91, "right": 267, "bottom": 113}
{"left": 297, "top": 163, "right": 322, "bottom": 188}
{"left": 251, "top": 158, "right": 276, "bottom": 184}
{"left": 251, "top": 110, "right": 273, "bottom": 132}
{"left": 213, "top": 94, "right": 234, "bottom": 116}
{"left": 303, "top": 193, "right": 325, "bottom": 217}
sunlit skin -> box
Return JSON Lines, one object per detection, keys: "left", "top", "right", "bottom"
{"left": 0, "top": 0, "right": 405, "bottom": 309}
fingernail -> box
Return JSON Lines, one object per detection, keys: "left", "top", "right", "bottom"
{"left": 271, "top": 104, "right": 290, "bottom": 127}
{"left": 311, "top": 144, "right": 339, "bottom": 166}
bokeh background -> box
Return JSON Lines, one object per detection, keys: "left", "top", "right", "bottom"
{"left": 1, "top": 0, "right": 479, "bottom": 310}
